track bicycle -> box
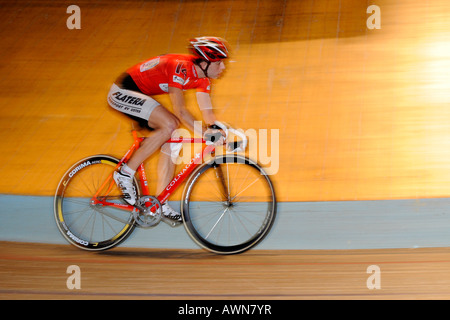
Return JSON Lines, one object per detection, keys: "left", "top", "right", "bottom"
{"left": 54, "top": 122, "right": 277, "bottom": 254}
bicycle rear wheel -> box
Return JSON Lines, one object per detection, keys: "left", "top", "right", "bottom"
{"left": 54, "top": 155, "right": 138, "bottom": 251}
{"left": 182, "top": 155, "right": 277, "bottom": 254}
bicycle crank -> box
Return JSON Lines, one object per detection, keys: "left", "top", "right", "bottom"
{"left": 133, "top": 196, "right": 162, "bottom": 228}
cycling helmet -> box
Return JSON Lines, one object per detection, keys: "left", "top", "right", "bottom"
{"left": 188, "top": 37, "right": 230, "bottom": 62}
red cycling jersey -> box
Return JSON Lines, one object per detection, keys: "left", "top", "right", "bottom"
{"left": 127, "top": 54, "right": 211, "bottom": 96}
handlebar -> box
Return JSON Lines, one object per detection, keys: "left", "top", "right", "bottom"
{"left": 214, "top": 121, "right": 248, "bottom": 153}
{"left": 167, "top": 121, "right": 248, "bottom": 153}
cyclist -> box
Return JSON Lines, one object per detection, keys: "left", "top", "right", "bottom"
{"left": 107, "top": 36, "right": 230, "bottom": 222}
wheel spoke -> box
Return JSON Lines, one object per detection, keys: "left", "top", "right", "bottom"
{"left": 184, "top": 155, "right": 276, "bottom": 254}
{"left": 54, "top": 156, "right": 137, "bottom": 251}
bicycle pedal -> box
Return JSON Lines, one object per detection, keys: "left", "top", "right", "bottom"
{"left": 161, "top": 216, "right": 183, "bottom": 227}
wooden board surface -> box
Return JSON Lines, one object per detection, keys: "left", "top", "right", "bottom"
{"left": 1, "top": 241, "right": 450, "bottom": 300}
{"left": 1, "top": 0, "right": 450, "bottom": 202}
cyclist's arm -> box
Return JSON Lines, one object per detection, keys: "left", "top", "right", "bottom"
{"left": 169, "top": 86, "right": 205, "bottom": 136}
{"left": 196, "top": 92, "right": 217, "bottom": 125}
{"left": 196, "top": 91, "right": 226, "bottom": 145}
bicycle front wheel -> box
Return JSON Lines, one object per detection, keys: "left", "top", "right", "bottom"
{"left": 182, "top": 155, "right": 277, "bottom": 254}
{"left": 54, "top": 155, "right": 138, "bottom": 251}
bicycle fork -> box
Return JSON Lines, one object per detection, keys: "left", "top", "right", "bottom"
{"left": 212, "top": 163, "right": 232, "bottom": 206}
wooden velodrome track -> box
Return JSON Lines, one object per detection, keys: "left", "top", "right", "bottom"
{"left": 1, "top": 0, "right": 450, "bottom": 300}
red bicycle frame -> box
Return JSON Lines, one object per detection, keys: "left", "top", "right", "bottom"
{"left": 91, "top": 130, "right": 216, "bottom": 212}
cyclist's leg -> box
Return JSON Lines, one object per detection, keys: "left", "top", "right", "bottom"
{"left": 158, "top": 143, "right": 176, "bottom": 195}
{"left": 107, "top": 78, "right": 180, "bottom": 172}
{"left": 126, "top": 105, "right": 179, "bottom": 171}
{"left": 157, "top": 143, "right": 182, "bottom": 221}
{"left": 125, "top": 109, "right": 183, "bottom": 221}
{"left": 108, "top": 79, "right": 179, "bottom": 205}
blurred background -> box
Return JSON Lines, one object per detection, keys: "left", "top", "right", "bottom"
{"left": 2, "top": 0, "right": 450, "bottom": 300}
{"left": 1, "top": 0, "right": 450, "bottom": 202}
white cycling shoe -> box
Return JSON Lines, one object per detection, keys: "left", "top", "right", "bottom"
{"left": 113, "top": 170, "right": 137, "bottom": 206}
{"left": 114, "top": 168, "right": 182, "bottom": 223}
{"left": 161, "top": 202, "right": 182, "bottom": 222}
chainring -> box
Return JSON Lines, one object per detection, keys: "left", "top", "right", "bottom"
{"left": 133, "top": 196, "right": 162, "bottom": 228}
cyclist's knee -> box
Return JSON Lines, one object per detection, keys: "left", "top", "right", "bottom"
{"left": 159, "top": 116, "right": 180, "bottom": 139}
{"left": 167, "top": 116, "right": 180, "bottom": 132}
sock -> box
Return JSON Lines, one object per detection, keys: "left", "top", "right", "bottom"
{"left": 120, "top": 164, "right": 136, "bottom": 177}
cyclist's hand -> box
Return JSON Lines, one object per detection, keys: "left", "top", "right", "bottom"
{"left": 204, "top": 126, "right": 226, "bottom": 146}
